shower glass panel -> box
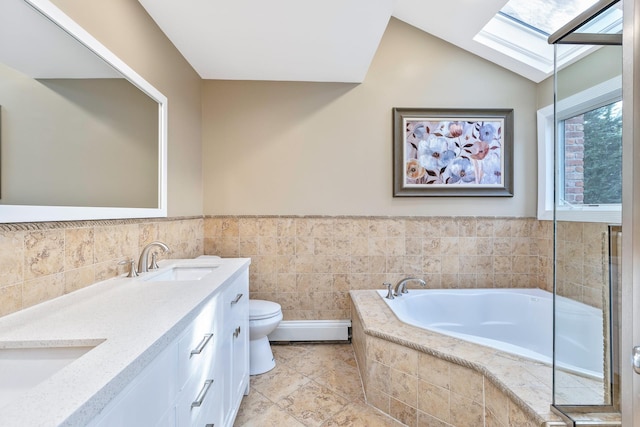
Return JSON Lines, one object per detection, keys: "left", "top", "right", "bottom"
{"left": 550, "top": 0, "right": 621, "bottom": 417}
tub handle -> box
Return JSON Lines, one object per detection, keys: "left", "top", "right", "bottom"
{"left": 383, "top": 282, "right": 394, "bottom": 300}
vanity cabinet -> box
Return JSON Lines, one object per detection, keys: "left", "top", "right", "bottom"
{"left": 175, "top": 295, "right": 221, "bottom": 427}
{"left": 87, "top": 265, "right": 249, "bottom": 427}
{"left": 88, "top": 337, "right": 179, "bottom": 427}
{"left": 220, "top": 269, "right": 250, "bottom": 426}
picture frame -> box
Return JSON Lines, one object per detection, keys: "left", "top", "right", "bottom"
{"left": 393, "top": 108, "right": 514, "bottom": 197}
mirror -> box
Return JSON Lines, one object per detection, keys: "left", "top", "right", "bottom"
{"left": 0, "top": 0, "right": 167, "bottom": 223}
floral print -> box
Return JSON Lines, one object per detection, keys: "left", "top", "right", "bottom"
{"left": 406, "top": 159, "right": 426, "bottom": 180}
{"left": 417, "top": 135, "right": 456, "bottom": 172}
{"left": 404, "top": 119, "right": 502, "bottom": 185}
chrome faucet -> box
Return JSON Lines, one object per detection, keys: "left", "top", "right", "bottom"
{"left": 383, "top": 282, "right": 394, "bottom": 300}
{"left": 138, "top": 241, "right": 170, "bottom": 273}
{"left": 394, "top": 277, "right": 426, "bottom": 296}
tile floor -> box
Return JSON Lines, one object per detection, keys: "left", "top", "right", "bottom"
{"left": 234, "top": 343, "right": 404, "bottom": 427}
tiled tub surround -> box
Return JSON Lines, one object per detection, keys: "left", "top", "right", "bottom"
{"left": 0, "top": 217, "right": 203, "bottom": 317}
{"left": 350, "top": 290, "right": 566, "bottom": 427}
{"left": 204, "top": 216, "right": 612, "bottom": 320}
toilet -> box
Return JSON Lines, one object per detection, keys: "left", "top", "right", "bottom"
{"left": 249, "top": 299, "right": 282, "bottom": 375}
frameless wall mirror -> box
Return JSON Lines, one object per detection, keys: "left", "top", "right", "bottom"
{"left": 549, "top": 0, "right": 621, "bottom": 423}
{"left": 0, "top": 0, "right": 167, "bottom": 223}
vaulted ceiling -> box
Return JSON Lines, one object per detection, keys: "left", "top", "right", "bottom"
{"left": 137, "top": 0, "right": 557, "bottom": 83}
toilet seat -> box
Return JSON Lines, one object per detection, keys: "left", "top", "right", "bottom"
{"left": 249, "top": 300, "right": 281, "bottom": 320}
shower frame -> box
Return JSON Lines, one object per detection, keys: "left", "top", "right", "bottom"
{"left": 548, "top": 0, "right": 622, "bottom": 424}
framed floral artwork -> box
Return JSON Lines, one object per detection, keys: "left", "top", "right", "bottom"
{"left": 393, "top": 108, "right": 514, "bottom": 197}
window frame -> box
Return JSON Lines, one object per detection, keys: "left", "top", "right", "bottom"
{"left": 537, "top": 75, "right": 622, "bottom": 222}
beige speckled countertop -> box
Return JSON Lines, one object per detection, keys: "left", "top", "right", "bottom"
{"left": 350, "top": 289, "right": 565, "bottom": 426}
{"left": 0, "top": 257, "right": 250, "bottom": 427}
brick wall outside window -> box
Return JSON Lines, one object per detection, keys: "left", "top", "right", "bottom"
{"left": 564, "top": 115, "right": 585, "bottom": 204}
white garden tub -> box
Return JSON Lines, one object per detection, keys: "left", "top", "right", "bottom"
{"left": 378, "top": 288, "right": 603, "bottom": 378}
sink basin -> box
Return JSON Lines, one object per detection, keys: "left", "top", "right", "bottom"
{"left": 144, "top": 266, "right": 216, "bottom": 282}
{"left": 0, "top": 345, "right": 96, "bottom": 406}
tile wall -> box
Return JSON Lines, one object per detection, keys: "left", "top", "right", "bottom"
{"left": 351, "top": 306, "right": 541, "bottom": 427}
{"left": 555, "top": 221, "right": 611, "bottom": 310}
{"left": 0, "top": 217, "right": 203, "bottom": 317}
{"left": 204, "top": 216, "right": 555, "bottom": 321}
{"left": 0, "top": 215, "right": 612, "bottom": 321}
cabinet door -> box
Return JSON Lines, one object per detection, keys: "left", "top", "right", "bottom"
{"left": 221, "top": 269, "right": 250, "bottom": 427}
{"left": 88, "top": 344, "right": 178, "bottom": 427}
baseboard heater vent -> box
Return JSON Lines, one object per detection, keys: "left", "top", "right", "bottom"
{"left": 268, "top": 320, "right": 351, "bottom": 342}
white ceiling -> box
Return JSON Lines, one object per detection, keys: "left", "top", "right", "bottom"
{"left": 137, "top": 0, "right": 559, "bottom": 84}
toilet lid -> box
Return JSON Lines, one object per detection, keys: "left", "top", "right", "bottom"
{"left": 250, "top": 299, "right": 282, "bottom": 320}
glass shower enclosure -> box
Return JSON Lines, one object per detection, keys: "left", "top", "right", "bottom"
{"left": 548, "top": 0, "right": 622, "bottom": 424}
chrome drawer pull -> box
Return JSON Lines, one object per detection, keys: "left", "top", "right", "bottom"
{"left": 230, "top": 293, "right": 243, "bottom": 305}
{"left": 191, "top": 379, "right": 214, "bottom": 408}
{"left": 190, "top": 333, "right": 213, "bottom": 357}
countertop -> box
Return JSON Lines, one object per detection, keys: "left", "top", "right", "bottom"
{"left": 0, "top": 257, "right": 251, "bottom": 427}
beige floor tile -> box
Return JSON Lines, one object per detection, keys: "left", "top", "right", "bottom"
{"left": 235, "top": 403, "right": 306, "bottom": 427}
{"left": 283, "top": 355, "right": 344, "bottom": 378}
{"left": 240, "top": 343, "right": 403, "bottom": 427}
{"left": 272, "top": 343, "right": 312, "bottom": 362}
{"left": 251, "top": 364, "right": 311, "bottom": 402}
{"left": 323, "top": 400, "right": 405, "bottom": 427}
{"left": 313, "top": 360, "right": 365, "bottom": 402}
{"left": 234, "top": 389, "right": 274, "bottom": 426}
{"left": 277, "top": 381, "right": 349, "bottom": 427}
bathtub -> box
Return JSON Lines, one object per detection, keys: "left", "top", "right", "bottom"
{"left": 378, "top": 288, "right": 604, "bottom": 378}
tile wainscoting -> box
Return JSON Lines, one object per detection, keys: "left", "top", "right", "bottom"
{"left": 0, "top": 217, "right": 203, "bottom": 317}
{"left": 204, "top": 216, "right": 557, "bottom": 321}
{"left": 0, "top": 215, "right": 610, "bottom": 320}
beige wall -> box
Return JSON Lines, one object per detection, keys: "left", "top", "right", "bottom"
{"left": 202, "top": 18, "right": 538, "bottom": 217}
{"left": 0, "top": 6, "right": 612, "bottom": 322}
{"left": 537, "top": 45, "right": 622, "bottom": 109}
{"left": 52, "top": 0, "right": 203, "bottom": 217}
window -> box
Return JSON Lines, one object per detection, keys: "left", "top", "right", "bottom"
{"left": 500, "top": 0, "right": 600, "bottom": 36}
{"left": 537, "top": 77, "right": 622, "bottom": 222}
{"left": 559, "top": 101, "right": 622, "bottom": 206}
{"left": 474, "top": 1, "right": 622, "bottom": 81}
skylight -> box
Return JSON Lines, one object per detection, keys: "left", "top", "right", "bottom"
{"left": 473, "top": 0, "right": 622, "bottom": 81}
{"left": 500, "top": 0, "right": 599, "bottom": 36}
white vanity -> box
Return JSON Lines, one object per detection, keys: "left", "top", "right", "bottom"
{"left": 0, "top": 257, "right": 250, "bottom": 427}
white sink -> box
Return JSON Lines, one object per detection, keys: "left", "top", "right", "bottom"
{"left": 144, "top": 266, "right": 216, "bottom": 282}
{"left": 0, "top": 345, "right": 96, "bottom": 407}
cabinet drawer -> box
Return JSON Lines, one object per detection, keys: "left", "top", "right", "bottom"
{"left": 221, "top": 271, "right": 249, "bottom": 328}
{"left": 178, "top": 297, "right": 218, "bottom": 389}
{"left": 176, "top": 366, "right": 222, "bottom": 427}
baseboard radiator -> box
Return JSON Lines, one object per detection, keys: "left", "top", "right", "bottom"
{"left": 268, "top": 320, "right": 352, "bottom": 342}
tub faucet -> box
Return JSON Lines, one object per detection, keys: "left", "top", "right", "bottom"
{"left": 394, "top": 277, "right": 426, "bottom": 296}
{"left": 138, "top": 241, "right": 170, "bottom": 273}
